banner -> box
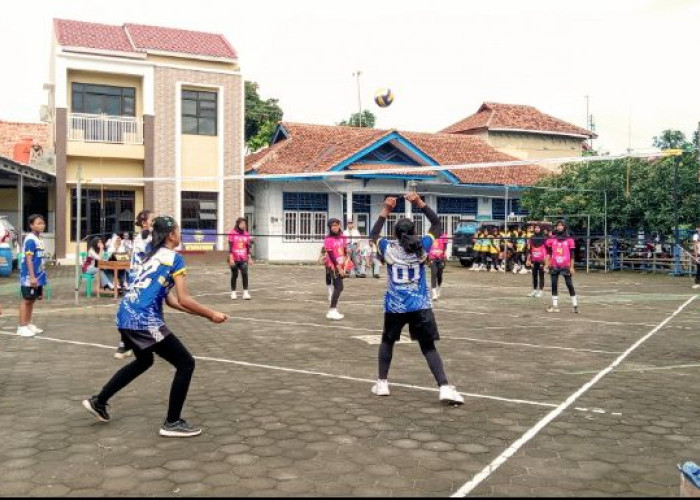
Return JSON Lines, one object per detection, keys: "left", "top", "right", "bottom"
{"left": 181, "top": 229, "right": 217, "bottom": 251}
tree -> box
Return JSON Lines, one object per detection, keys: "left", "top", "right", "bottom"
{"left": 338, "top": 110, "right": 376, "bottom": 128}
{"left": 520, "top": 132, "right": 700, "bottom": 235}
{"left": 245, "top": 81, "right": 283, "bottom": 152}
{"left": 652, "top": 129, "right": 693, "bottom": 151}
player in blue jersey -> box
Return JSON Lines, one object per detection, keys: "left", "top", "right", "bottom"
{"left": 17, "top": 214, "right": 47, "bottom": 338}
{"left": 368, "top": 193, "right": 464, "bottom": 405}
{"left": 115, "top": 209, "right": 153, "bottom": 359}
{"left": 83, "top": 216, "right": 229, "bottom": 438}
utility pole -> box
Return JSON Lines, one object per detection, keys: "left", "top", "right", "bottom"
{"left": 585, "top": 95, "right": 592, "bottom": 150}
{"left": 352, "top": 71, "right": 362, "bottom": 127}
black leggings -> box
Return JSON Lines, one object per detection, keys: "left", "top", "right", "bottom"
{"left": 97, "top": 333, "right": 195, "bottom": 423}
{"left": 532, "top": 261, "right": 545, "bottom": 289}
{"left": 378, "top": 338, "right": 448, "bottom": 386}
{"left": 230, "top": 261, "right": 249, "bottom": 291}
{"left": 695, "top": 260, "right": 700, "bottom": 284}
{"left": 551, "top": 272, "right": 576, "bottom": 297}
{"left": 430, "top": 260, "right": 445, "bottom": 288}
{"left": 326, "top": 268, "right": 344, "bottom": 308}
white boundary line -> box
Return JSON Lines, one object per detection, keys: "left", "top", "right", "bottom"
{"left": 450, "top": 294, "right": 697, "bottom": 497}
{"left": 440, "top": 336, "right": 622, "bottom": 355}
{"left": 566, "top": 362, "right": 700, "bottom": 375}
{"left": 0, "top": 330, "right": 556, "bottom": 410}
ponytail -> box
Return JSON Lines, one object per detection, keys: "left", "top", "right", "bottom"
{"left": 395, "top": 217, "right": 424, "bottom": 258}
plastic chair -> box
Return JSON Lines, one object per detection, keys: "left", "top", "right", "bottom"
{"left": 78, "top": 252, "right": 95, "bottom": 297}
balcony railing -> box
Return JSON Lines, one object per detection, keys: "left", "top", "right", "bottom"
{"left": 68, "top": 113, "right": 143, "bottom": 145}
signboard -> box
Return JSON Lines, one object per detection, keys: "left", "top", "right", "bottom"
{"left": 181, "top": 229, "right": 218, "bottom": 251}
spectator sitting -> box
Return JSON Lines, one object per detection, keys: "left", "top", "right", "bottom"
{"left": 83, "top": 237, "right": 115, "bottom": 291}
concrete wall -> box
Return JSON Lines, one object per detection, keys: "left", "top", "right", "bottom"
{"left": 485, "top": 131, "right": 584, "bottom": 170}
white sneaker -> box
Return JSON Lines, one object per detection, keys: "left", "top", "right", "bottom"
{"left": 693, "top": 284, "right": 700, "bottom": 290}
{"left": 326, "top": 309, "right": 344, "bottom": 321}
{"left": 16, "top": 326, "right": 36, "bottom": 338}
{"left": 535, "top": 290, "right": 544, "bottom": 298}
{"left": 519, "top": 268, "right": 529, "bottom": 274}
{"left": 27, "top": 324, "right": 43, "bottom": 335}
{"left": 439, "top": 385, "right": 464, "bottom": 405}
{"left": 512, "top": 267, "right": 518, "bottom": 274}
{"left": 371, "top": 379, "right": 390, "bottom": 396}
{"left": 230, "top": 291, "right": 237, "bottom": 300}
{"left": 436, "top": 287, "right": 441, "bottom": 299}
{"left": 242, "top": 290, "right": 252, "bottom": 300}
{"left": 546, "top": 305, "right": 560, "bottom": 313}
{"left": 431, "top": 289, "right": 438, "bottom": 300}
{"left": 528, "top": 290, "right": 538, "bottom": 297}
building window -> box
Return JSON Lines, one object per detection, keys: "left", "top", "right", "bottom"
{"left": 282, "top": 192, "right": 328, "bottom": 242}
{"left": 70, "top": 189, "right": 135, "bottom": 241}
{"left": 181, "top": 191, "right": 218, "bottom": 230}
{"left": 492, "top": 199, "right": 527, "bottom": 220}
{"left": 437, "top": 197, "right": 478, "bottom": 215}
{"left": 413, "top": 214, "right": 424, "bottom": 236}
{"left": 383, "top": 214, "right": 398, "bottom": 238}
{"left": 182, "top": 90, "right": 217, "bottom": 136}
{"left": 72, "top": 83, "right": 136, "bottom": 116}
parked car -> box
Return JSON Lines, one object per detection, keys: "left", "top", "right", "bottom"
{"left": 451, "top": 218, "right": 483, "bottom": 267}
{"left": 0, "top": 216, "right": 20, "bottom": 269}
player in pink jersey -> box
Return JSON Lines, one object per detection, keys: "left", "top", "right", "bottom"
{"left": 228, "top": 217, "right": 253, "bottom": 300}
{"left": 545, "top": 220, "right": 579, "bottom": 313}
{"left": 428, "top": 232, "right": 449, "bottom": 301}
{"left": 323, "top": 218, "right": 353, "bottom": 320}
{"left": 526, "top": 224, "right": 547, "bottom": 298}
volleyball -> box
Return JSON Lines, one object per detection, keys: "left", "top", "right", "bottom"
{"left": 374, "top": 88, "right": 394, "bottom": 108}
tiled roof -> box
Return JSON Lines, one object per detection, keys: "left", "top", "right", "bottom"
{"left": 441, "top": 102, "right": 596, "bottom": 138}
{"left": 125, "top": 24, "right": 237, "bottom": 59}
{"left": 54, "top": 19, "right": 135, "bottom": 54}
{"left": 245, "top": 122, "right": 550, "bottom": 187}
{"left": 0, "top": 120, "right": 49, "bottom": 164}
{"left": 53, "top": 19, "right": 237, "bottom": 60}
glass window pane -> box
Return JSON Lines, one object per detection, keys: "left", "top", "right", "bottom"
{"left": 72, "top": 91, "right": 83, "bottom": 113}
{"left": 84, "top": 94, "right": 103, "bottom": 114}
{"left": 199, "top": 100, "right": 216, "bottom": 110}
{"left": 122, "top": 97, "right": 135, "bottom": 116}
{"left": 199, "top": 107, "right": 217, "bottom": 118}
{"left": 72, "top": 83, "right": 84, "bottom": 92}
{"left": 123, "top": 87, "right": 135, "bottom": 97}
{"left": 103, "top": 95, "right": 121, "bottom": 116}
{"left": 182, "top": 90, "right": 198, "bottom": 100}
{"left": 198, "top": 91, "right": 216, "bottom": 101}
{"left": 198, "top": 118, "right": 216, "bottom": 135}
{"left": 182, "top": 99, "right": 197, "bottom": 116}
{"left": 182, "top": 116, "right": 198, "bottom": 135}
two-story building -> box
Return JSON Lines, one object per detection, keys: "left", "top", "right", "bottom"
{"left": 48, "top": 19, "right": 244, "bottom": 259}
{"left": 441, "top": 102, "right": 597, "bottom": 169}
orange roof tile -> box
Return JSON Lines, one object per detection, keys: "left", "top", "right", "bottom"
{"left": 245, "top": 122, "right": 550, "bottom": 186}
{"left": 441, "top": 102, "right": 596, "bottom": 138}
{"left": 54, "top": 19, "right": 237, "bottom": 60}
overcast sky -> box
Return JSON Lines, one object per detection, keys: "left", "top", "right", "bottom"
{"left": 1, "top": 0, "right": 699, "bottom": 154}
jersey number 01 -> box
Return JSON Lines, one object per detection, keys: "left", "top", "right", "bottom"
{"left": 391, "top": 263, "right": 421, "bottom": 284}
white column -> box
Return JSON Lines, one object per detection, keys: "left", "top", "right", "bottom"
{"left": 345, "top": 189, "right": 353, "bottom": 223}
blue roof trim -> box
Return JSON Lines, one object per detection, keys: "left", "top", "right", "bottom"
{"left": 348, "top": 174, "right": 437, "bottom": 180}
{"left": 270, "top": 124, "right": 289, "bottom": 145}
{"left": 329, "top": 132, "right": 403, "bottom": 172}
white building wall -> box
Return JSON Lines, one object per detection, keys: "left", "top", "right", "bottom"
{"left": 248, "top": 178, "right": 519, "bottom": 262}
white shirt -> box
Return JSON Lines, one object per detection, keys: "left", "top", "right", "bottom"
{"left": 343, "top": 228, "right": 367, "bottom": 249}
{"left": 0, "top": 226, "right": 9, "bottom": 248}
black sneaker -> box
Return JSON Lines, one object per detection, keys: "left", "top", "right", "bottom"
{"left": 82, "top": 396, "right": 110, "bottom": 422}
{"left": 159, "top": 419, "right": 202, "bottom": 438}
{"left": 114, "top": 345, "right": 133, "bottom": 359}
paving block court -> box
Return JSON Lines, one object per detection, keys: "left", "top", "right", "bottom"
{"left": 1, "top": 261, "right": 699, "bottom": 496}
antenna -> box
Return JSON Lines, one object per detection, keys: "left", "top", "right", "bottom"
{"left": 352, "top": 71, "right": 363, "bottom": 127}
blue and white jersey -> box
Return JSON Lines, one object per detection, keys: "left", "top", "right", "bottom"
{"left": 20, "top": 233, "right": 47, "bottom": 287}
{"left": 378, "top": 235, "right": 434, "bottom": 313}
{"left": 116, "top": 247, "right": 186, "bottom": 338}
